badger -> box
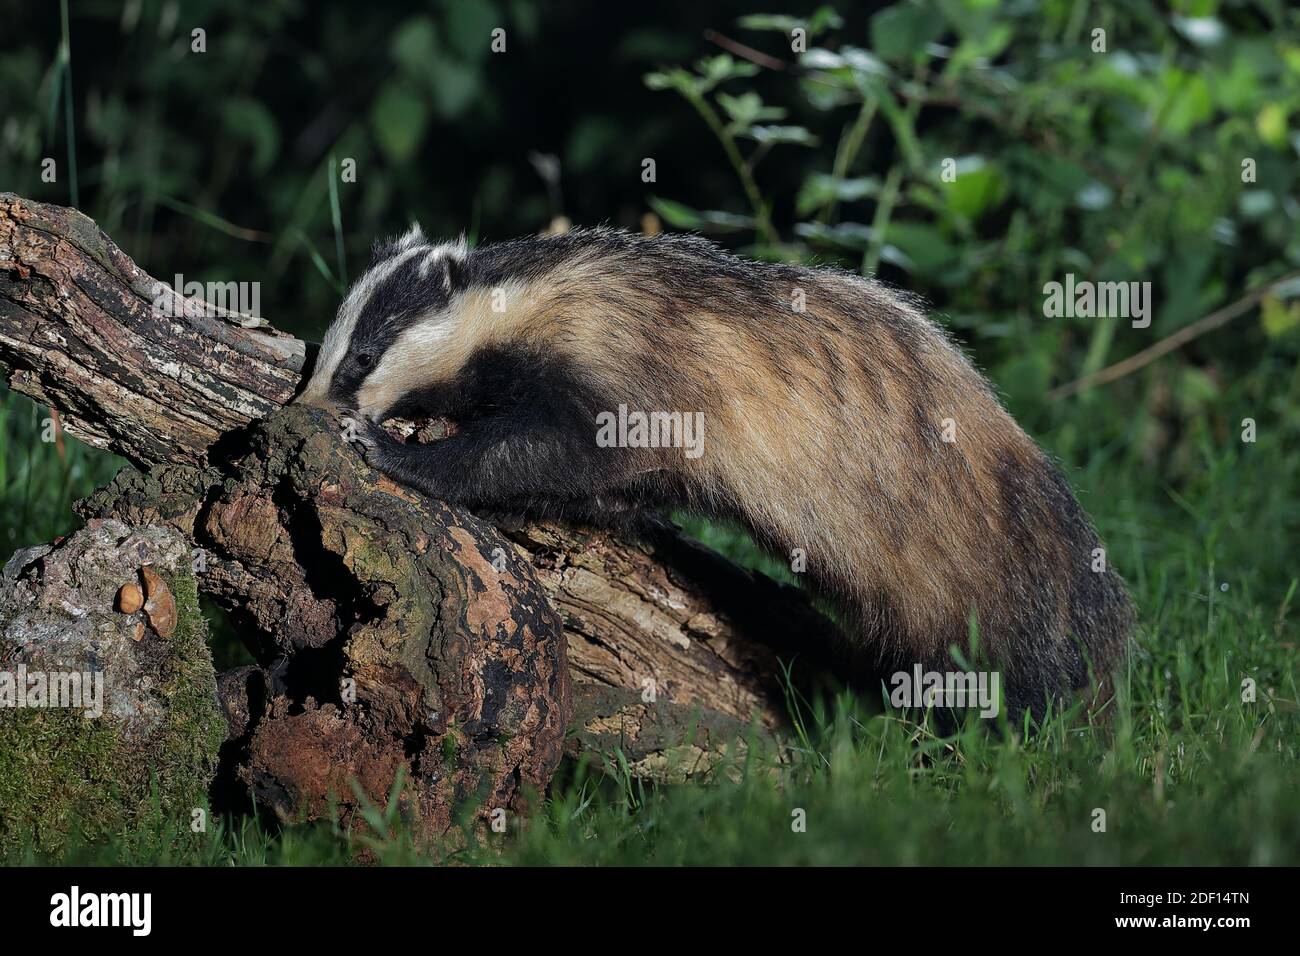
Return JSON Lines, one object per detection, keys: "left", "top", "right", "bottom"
{"left": 299, "top": 224, "right": 1133, "bottom": 720}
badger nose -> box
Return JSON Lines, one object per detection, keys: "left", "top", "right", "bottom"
{"left": 292, "top": 384, "right": 334, "bottom": 410}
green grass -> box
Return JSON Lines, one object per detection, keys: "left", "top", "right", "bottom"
{"left": 0, "top": 391, "right": 123, "bottom": 549}
{"left": 1, "top": 359, "right": 1296, "bottom": 865}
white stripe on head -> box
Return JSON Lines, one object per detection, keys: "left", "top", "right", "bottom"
{"left": 300, "top": 243, "right": 428, "bottom": 404}
{"left": 351, "top": 272, "right": 547, "bottom": 422}
{"left": 355, "top": 307, "right": 458, "bottom": 420}
{"left": 418, "top": 249, "right": 438, "bottom": 278}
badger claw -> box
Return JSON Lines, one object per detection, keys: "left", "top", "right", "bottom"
{"left": 338, "top": 412, "right": 386, "bottom": 460}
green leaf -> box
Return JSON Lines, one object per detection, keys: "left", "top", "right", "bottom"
{"left": 649, "top": 197, "right": 754, "bottom": 232}
{"left": 736, "top": 14, "right": 805, "bottom": 33}
{"left": 947, "top": 24, "right": 1013, "bottom": 72}
{"left": 644, "top": 68, "right": 697, "bottom": 95}
{"left": 219, "top": 97, "right": 279, "bottom": 174}
{"left": 794, "top": 221, "right": 875, "bottom": 250}
{"left": 808, "top": 7, "right": 846, "bottom": 36}
{"left": 883, "top": 221, "right": 958, "bottom": 278}
{"left": 1283, "top": 45, "right": 1300, "bottom": 76}
{"left": 426, "top": 58, "right": 480, "bottom": 118}
{"left": 739, "top": 8, "right": 843, "bottom": 37}
{"left": 696, "top": 210, "right": 757, "bottom": 231}
{"left": 1161, "top": 71, "right": 1213, "bottom": 136}
{"left": 742, "top": 125, "right": 818, "bottom": 146}
{"left": 370, "top": 82, "right": 429, "bottom": 163}
{"left": 390, "top": 16, "right": 438, "bottom": 75}
{"left": 1261, "top": 295, "right": 1300, "bottom": 337}
{"left": 1256, "top": 103, "right": 1288, "bottom": 147}
{"left": 695, "top": 54, "right": 758, "bottom": 92}
{"left": 648, "top": 197, "right": 704, "bottom": 229}
{"left": 445, "top": 0, "right": 500, "bottom": 61}
{"left": 796, "top": 175, "right": 881, "bottom": 215}
{"left": 717, "top": 91, "right": 785, "bottom": 130}
{"left": 943, "top": 157, "right": 1007, "bottom": 220}
{"left": 938, "top": 0, "right": 1013, "bottom": 64}
{"left": 870, "top": 2, "right": 942, "bottom": 63}
{"left": 801, "top": 47, "right": 845, "bottom": 69}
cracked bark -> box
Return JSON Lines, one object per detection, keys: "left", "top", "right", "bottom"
{"left": 0, "top": 193, "right": 850, "bottom": 821}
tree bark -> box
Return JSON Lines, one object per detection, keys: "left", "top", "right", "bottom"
{"left": 0, "top": 193, "right": 849, "bottom": 803}
{"left": 0, "top": 193, "right": 304, "bottom": 468}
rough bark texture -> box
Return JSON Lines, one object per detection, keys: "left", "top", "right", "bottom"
{"left": 77, "top": 405, "right": 572, "bottom": 837}
{"left": 0, "top": 193, "right": 303, "bottom": 468}
{"left": 0, "top": 193, "right": 849, "bottom": 825}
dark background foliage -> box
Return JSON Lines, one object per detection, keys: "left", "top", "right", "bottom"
{"left": 4, "top": 1, "right": 1297, "bottom": 471}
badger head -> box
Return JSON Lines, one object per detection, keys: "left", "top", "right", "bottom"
{"left": 298, "top": 223, "right": 471, "bottom": 422}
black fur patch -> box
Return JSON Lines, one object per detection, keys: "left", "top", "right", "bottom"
{"left": 359, "top": 344, "right": 674, "bottom": 522}
{"left": 328, "top": 248, "right": 462, "bottom": 405}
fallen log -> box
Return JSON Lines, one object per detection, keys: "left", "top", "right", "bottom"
{"left": 0, "top": 192, "right": 851, "bottom": 831}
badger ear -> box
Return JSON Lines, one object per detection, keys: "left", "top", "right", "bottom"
{"left": 371, "top": 223, "right": 427, "bottom": 263}
{"left": 396, "top": 222, "right": 426, "bottom": 251}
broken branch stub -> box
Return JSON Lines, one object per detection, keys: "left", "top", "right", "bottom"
{"left": 0, "top": 192, "right": 303, "bottom": 468}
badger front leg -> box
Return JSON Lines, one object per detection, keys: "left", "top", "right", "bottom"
{"left": 349, "top": 414, "right": 648, "bottom": 522}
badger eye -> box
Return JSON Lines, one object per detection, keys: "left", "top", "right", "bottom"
{"left": 355, "top": 352, "right": 373, "bottom": 369}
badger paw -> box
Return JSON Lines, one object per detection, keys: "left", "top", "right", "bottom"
{"left": 339, "top": 414, "right": 443, "bottom": 499}
{"left": 340, "top": 413, "right": 388, "bottom": 461}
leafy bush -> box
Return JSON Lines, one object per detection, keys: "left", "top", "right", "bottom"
{"left": 643, "top": 1, "right": 1300, "bottom": 469}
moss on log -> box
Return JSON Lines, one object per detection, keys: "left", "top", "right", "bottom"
{"left": 0, "top": 521, "right": 224, "bottom": 854}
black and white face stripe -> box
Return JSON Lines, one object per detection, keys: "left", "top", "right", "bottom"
{"left": 300, "top": 224, "right": 467, "bottom": 413}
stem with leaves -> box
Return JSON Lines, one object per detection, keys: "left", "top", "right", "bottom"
{"left": 58, "top": 0, "right": 78, "bottom": 209}
{"left": 818, "top": 95, "right": 878, "bottom": 225}
{"left": 861, "top": 164, "right": 903, "bottom": 276}
{"left": 680, "top": 87, "right": 779, "bottom": 246}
